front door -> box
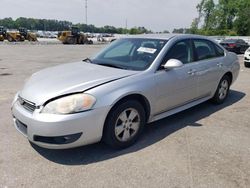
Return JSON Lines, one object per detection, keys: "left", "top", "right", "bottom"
{"left": 153, "top": 39, "right": 199, "bottom": 115}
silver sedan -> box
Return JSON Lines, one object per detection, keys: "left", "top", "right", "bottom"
{"left": 11, "top": 34, "right": 240, "bottom": 149}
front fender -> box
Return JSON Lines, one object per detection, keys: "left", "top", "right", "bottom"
{"left": 87, "top": 73, "right": 157, "bottom": 117}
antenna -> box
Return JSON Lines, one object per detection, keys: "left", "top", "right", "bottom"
{"left": 85, "top": 0, "right": 88, "bottom": 25}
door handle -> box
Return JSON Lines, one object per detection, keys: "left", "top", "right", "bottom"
{"left": 217, "top": 63, "right": 223, "bottom": 67}
{"left": 188, "top": 69, "right": 196, "bottom": 75}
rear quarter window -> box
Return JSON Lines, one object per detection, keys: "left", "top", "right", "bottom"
{"left": 214, "top": 44, "right": 225, "bottom": 57}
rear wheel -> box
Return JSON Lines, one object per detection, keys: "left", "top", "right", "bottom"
{"left": 236, "top": 47, "right": 241, "bottom": 54}
{"left": 245, "top": 61, "right": 250, "bottom": 68}
{"left": 212, "top": 75, "right": 230, "bottom": 104}
{"left": 66, "top": 37, "right": 77, "bottom": 44}
{"left": 240, "top": 46, "right": 247, "bottom": 54}
{"left": 103, "top": 100, "right": 146, "bottom": 149}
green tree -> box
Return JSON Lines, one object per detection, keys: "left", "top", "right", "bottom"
{"left": 0, "top": 17, "right": 150, "bottom": 34}
{"left": 233, "top": 0, "right": 250, "bottom": 35}
{"left": 192, "top": 0, "right": 250, "bottom": 36}
{"left": 197, "top": 0, "right": 216, "bottom": 30}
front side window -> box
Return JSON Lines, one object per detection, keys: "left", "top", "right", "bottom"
{"left": 92, "top": 38, "right": 167, "bottom": 71}
{"left": 194, "top": 39, "right": 218, "bottom": 61}
{"left": 162, "top": 40, "right": 193, "bottom": 66}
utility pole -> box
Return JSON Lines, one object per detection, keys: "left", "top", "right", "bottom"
{"left": 85, "top": 0, "right": 88, "bottom": 25}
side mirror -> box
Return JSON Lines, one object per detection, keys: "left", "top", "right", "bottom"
{"left": 163, "top": 59, "right": 183, "bottom": 69}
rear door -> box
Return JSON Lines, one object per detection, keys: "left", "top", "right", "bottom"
{"left": 192, "top": 39, "right": 225, "bottom": 98}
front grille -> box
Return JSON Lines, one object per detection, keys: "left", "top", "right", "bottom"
{"left": 18, "top": 97, "right": 36, "bottom": 113}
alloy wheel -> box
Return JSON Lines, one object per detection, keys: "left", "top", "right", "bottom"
{"left": 114, "top": 108, "right": 140, "bottom": 142}
{"left": 218, "top": 79, "right": 229, "bottom": 100}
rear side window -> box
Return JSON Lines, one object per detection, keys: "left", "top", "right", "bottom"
{"left": 194, "top": 39, "right": 217, "bottom": 61}
{"left": 237, "top": 39, "right": 247, "bottom": 44}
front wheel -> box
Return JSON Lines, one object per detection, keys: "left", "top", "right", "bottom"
{"left": 103, "top": 100, "right": 146, "bottom": 149}
{"left": 211, "top": 75, "right": 230, "bottom": 104}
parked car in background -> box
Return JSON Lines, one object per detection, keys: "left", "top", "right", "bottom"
{"left": 11, "top": 34, "right": 240, "bottom": 149}
{"left": 244, "top": 47, "right": 250, "bottom": 67}
{"left": 220, "top": 39, "right": 249, "bottom": 54}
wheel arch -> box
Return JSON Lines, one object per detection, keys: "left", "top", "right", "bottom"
{"left": 224, "top": 71, "right": 233, "bottom": 85}
{"left": 110, "top": 93, "right": 151, "bottom": 122}
{"left": 102, "top": 93, "right": 151, "bottom": 138}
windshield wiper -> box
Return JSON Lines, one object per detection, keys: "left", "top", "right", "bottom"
{"left": 97, "top": 63, "right": 127, "bottom": 70}
{"left": 83, "top": 58, "right": 127, "bottom": 70}
{"left": 83, "top": 58, "right": 93, "bottom": 64}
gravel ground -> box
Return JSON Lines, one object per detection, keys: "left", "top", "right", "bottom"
{"left": 0, "top": 45, "right": 249, "bottom": 188}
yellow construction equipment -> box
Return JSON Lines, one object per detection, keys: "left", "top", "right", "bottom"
{"left": 0, "top": 26, "right": 7, "bottom": 41}
{"left": 0, "top": 26, "right": 24, "bottom": 42}
{"left": 58, "top": 27, "right": 93, "bottom": 45}
{"left": 5, "top": 31, "right": 24, "bottom": 42}
{"left": 0, "top": 26, "right": 38, "bottom": 42}
{"left": 19, "top": 28, "right": 38, "bottom": 41}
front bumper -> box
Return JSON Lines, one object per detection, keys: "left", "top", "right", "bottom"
{"left": 11, "top": 98, "right": 110, "bottom": 149}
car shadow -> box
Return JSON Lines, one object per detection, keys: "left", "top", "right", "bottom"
{"left": 31, "top": 90, "right": 245, "bottom": 165}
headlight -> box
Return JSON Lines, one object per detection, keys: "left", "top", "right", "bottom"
{"left": 11, "top": 92, "right": 19, "bottom": 107}
{"left": 42, "top": 94, "right": 96, "bottom": 114}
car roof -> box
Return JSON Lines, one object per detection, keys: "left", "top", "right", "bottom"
{"left": 123, "top": 33, "right": 212, "bottom": 41}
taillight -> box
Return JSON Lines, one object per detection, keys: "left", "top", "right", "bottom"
{"left": 228, "top": 43, "right": 236, "bottom": 48}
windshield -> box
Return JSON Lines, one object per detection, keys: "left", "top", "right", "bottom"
{"left": 91, "top": 38, "right": 167, "bottom": 71}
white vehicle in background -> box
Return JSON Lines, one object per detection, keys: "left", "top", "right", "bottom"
{"left": 244, "top": 47, "right": 250, "bottom": 67}
{"left": 214, "top": 37, "right": 225, "bottom": 44}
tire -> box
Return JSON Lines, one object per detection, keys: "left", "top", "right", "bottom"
{"left": 236, "top": 47, "right": 241, "bottom": 54}
{"left": 7, "top": 36, "right": 14, "bottom": 42}
{"left": 16, "top": 36, "right": 24, "bottom": 42}
{"left": 211, "top": 75, "right": 230, "bottom": 104}
{"left": 66, "top": 37, "right": 76, "bottom": 45}
{"left": 240, "top": 47, "right": 244, "bottom": 54}
{"left": 88, "top": 40, "right": 93, "bottom": 45}
{"left": 103, "top": 100, "right": 146, "bottom": 149}
{"left": 245, "top": 61, "right": 250, "bottom": 68}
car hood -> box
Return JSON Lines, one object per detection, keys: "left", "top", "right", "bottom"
{"left": 20, "top": 62, "right": 137, "bottom": 105}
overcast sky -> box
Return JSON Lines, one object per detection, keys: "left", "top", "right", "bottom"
{"left": 0, "top": 0, "right": 200, "bottom": 32}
